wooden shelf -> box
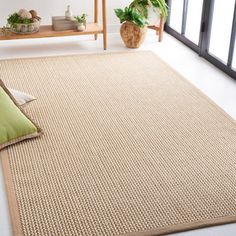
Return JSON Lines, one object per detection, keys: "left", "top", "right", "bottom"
{"left": 0, "top": 23, "right": 103, "bottom": 40}
{"left": 0, "top": 0, "right": 107, "bottom": 49}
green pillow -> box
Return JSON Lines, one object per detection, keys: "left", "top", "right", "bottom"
{"left": 0, "top": 80, "right": 42, "bottom": 150}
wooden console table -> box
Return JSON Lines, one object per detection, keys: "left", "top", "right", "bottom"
{"left": 0, "top": 0, "right": 107, "bottom": 50}
{"left": 148, "top": 16, "right": 165, "bottom": 42}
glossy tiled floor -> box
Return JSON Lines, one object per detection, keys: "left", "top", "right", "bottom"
{"left": 0, "top": 31, "right": 236, "bottom": 236}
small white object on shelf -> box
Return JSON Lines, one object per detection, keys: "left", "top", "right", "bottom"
{"left": 77, "top": 23, "right": 86, "bottom": 32}
{"left": 65, "top": 5, "right": 73, "bottom": 20}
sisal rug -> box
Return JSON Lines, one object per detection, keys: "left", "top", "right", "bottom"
{"left": 1, "top": 51, "right": 236, "bottom": 236}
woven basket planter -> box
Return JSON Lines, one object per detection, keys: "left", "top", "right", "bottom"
{"left": 10, "top": 21, "right": 41, "bottom": 35}
{"left": 120, "top": 21, "right": 147, "bottom": 49}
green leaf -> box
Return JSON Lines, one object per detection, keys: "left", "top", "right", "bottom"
{"left": 114, "top": 6, "right": 148, "bottom": 28}
{"left": 129, "top": 0, "right": 168, "bottom": 20}
{"left": 115, "top": 7, "right": 147, "bottom": 27}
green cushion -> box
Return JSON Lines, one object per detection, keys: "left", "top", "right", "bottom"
{"left": 0, "top": 80, "right": 41, "bottom": 150}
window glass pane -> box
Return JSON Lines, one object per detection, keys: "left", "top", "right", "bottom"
{"left": 185, "top": 0, "right": 203, "bottom": 45}
{"left": 169, "top": 0, "right": 184, "bottom": 33}
{"left": 233, "top": 40, "right": 236, "bottom": 70}
{"left": 209, "top": 0, "right": 235, "bottom": 63}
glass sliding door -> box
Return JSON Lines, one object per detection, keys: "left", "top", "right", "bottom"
{"left": 165, "top": 0, "right": 236, "bottom": 79}
{"left": 168, "top": 0, "right": 184, "bottom": 33}
{"left": 166, "top": 0, "right": 204, "bottom": 51}
{"left": 233, "top": 40, "right": 236, "bottom": 69}
{"left": 204, "top": 0, "right": 236, "bottom": 77}
{"left": 185, "top": 0, "right": 204, "bottom": 45}
{"left": 208, "top": 0, "right": 235, "bottom": 63}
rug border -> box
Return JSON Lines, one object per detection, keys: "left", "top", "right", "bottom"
{"left": 121, "top": 216, "right": 236, "bottom": 236}
{"left": 1, "top": 51, "right": 236, "bottom": 236}
{"left": 0, "top": 149, "right": 23, "bottom": 236}
{"left": 2, "top": 146, "right": 236, "bottom": 236}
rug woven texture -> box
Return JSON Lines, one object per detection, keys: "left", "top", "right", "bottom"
{"left": 1, "top": 52, "right": 236, "bottom": 236}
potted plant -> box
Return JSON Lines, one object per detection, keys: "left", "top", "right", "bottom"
{"left": 1, "top": 25, "right": 11, "bottom": 37}
{"left": 114, "top": 6, "right": 148, "bottom": 48}
{"left": 7, "top": 9, "right": 41, "bottom": 34}
{"left": 74, "top": 14, "right": 87, "bottom": 32}
{"left": 130, "top": 0, "right": 168, "bottom": 25}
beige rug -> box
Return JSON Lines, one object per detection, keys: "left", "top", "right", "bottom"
{"left": 1, "top": 51, "right": 236, "bottom": 236}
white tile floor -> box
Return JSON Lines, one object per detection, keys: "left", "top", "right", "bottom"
{"left": 0, "top": 31, "right": 236, "bottom": 236}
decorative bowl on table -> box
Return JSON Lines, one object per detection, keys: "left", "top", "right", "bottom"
{"left": 7, "top": 9, "right": 41, "bottom": 35}
{"left": 10, "top": 21, "right": 41, "bottom": 34}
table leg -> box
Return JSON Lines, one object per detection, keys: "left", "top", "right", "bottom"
{"left": 94, "top": 0, "right": 98, "bottom": 40}
{"left": 102, "top": 0, "right": 107, "bottom": 50}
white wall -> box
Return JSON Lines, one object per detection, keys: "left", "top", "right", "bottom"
{"left": 0, "top": 0, "right": 130, "bottom": 31}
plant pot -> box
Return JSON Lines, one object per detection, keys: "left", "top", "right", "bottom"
{"left": 77, "top": 22, "right": 86, "bottom": 32}
{"left": 120, "top": 21, "right": 147, "bottom": 49}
